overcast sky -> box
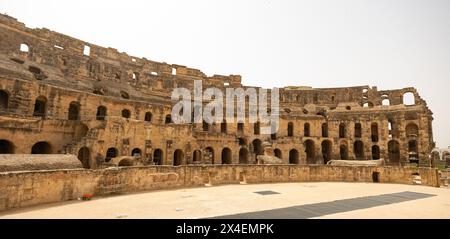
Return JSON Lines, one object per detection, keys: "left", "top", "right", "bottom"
{"left": 1, "top": 0, "right": 449, "bottom": 148}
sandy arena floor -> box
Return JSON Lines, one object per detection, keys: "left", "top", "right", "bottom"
{"left": 1, "top": 182, "right": 449, "bottom": 219}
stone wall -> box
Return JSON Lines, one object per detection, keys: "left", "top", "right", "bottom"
{"left": 0, "top": 165, "right": 439, "bottom": 212}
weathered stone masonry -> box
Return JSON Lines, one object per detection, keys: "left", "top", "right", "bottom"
{"left": 0, "top": 13, "right": 435, "bottom": 169}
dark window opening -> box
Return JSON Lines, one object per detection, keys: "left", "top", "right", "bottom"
{"left": 322, "top": 123, "right": 329, "bottom": 137}
{"left": 68, "top": 102, "right": 80, "bottom": 120}
{"left": 288, "top": 122, "right": 294, "bottom": 137}
{"left": 289, "top": 149, "right": 299, "bottom": 164}
{"left": 339, "top": 123, "right": 346, "bottom": 138}
{"left": 33, "top": 96, "right": 47, "bottom": 118}
{"left": 145, "top": 112, "right": 152, "bottom": 122}
{"left": 105, "top": 148, "right": 118, "bottom": 162}
{"left": 355, "top": 123, "right": 362, "bottom": 138}
{"left": 0, "top": 90, "right": 9, "bottom": 111}
{"left": 304, "top": 123, "right": 311, "bottom": 137}
{"left": 122, "top": 109, "right": 131, "bottom": 118}
{"left": 31, "top": 141, "right": 52, "bottom": 154}
{"left": 0, "top": 140, "right": 15, "bottom": 154}
{"left": 173, "top": 149, "right": 184, "bottom": 166}
{"left": 221, "top": 148, "right": 232, "bottom": 164}
{"left": 96, "top": 106, "right": 107, "bottom": 120}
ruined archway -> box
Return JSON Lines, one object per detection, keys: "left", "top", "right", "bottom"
{"left": 0, "top": 140, "right": 15, "bottom": 154}
{"left": 406, "top": 123, "right": 419, "bottom": 137}
{"left": 305, "top": 140, "right": 315, "bottom": 164}
{"left": 131, "top": 148, "right": 142, "bottom": 157}
{"left": 304, "top": 123, "right": 311, "bottom": 137}
{"left": 68, "top": 101, "right": 80, "bottom": 120}
{"left": 153, "top": 149, "right": 163, "bottom": 165}
{"left": 0, "top": 90, "right": 9, "bottom": 111}
{"left": 105, "top": 147, "right": 118, "bottom": 162}
{"left": 354, "top": 140, "right": 364, "bottom": 160}
{"left": 289, "top": 149, "right": 299, "bottom": 164}
{"left": 193, "top": 150, "right": 202, "bottom": 163}
{"left": 205, "top": 147, "right": 215, "bottom": 164}
{"left": 122, "top": 109, "right": 131, "bottom": 118}
{"left": 322, "top": 123, "right": 329, "bottom": 137}
{"left": 371, "top": 123, "right": 379, "bottom": 142}
{"left": 33, "top": 96, "right": 47, "bottom": 118}
{"left": 340, "top": 144, "right": 349, "bottom": 160}
{"left": 165, "top": 114, "right": 172, "bottom": 124}
{"left": 274, "top": 148, "right": 282, "bottom": 159}
{"left": 372, "top": 145, "right": 380, "bottom": 160}
{"left": 77, "top": 147, "right": 91, "bottom": 168}
{"left": 321, "top": 140, "right": 332, "bottom": 164}
{"left": 144, "top": 112, "right": 152, "bottom": 122}
{"left": 221, "top": 148, "right": 232, "bottom": 164}
{"left": 339, "top": 123, "right": 346, "bottom": 138}
{"left": 31, "top": 141, "right": 52, "bottom": 154}
{"left": 173, "top": 149, "right": 184, "bottom": 166}
{"left": 239, "top": 148, "right": 249, "bottom": 164}
{"left": 287, "top": 122, "right": 294, "bottom": 137}
{"left": 388, "top": 140, "right": 400, "bottom": 165}
{"left": 96, "top": 106, "right": 107, "bottom": 120}
{"left": 354, "top": 123, "right": 362, "bottom": 138}
{"left": 252, "top": 139, "right": 263, "bottom": 162}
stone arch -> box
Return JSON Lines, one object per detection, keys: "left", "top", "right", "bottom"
{"left": 68, "top": 101, "right": 80, "bottom": 120}
{"left": 252, "top": 139, "right": 263, "bottom": 162}
{"left": 0, "top": 139, "right": 15, "bottom": 154}
{"left": 274, "top": 148, "right": 282, "bottom": 159}
{"left": 131, "top": 148, "right": 142, "bottom": 157}
{"left": 31, "top": 141, "right": 52, "bottom": 154}
{"left": 339, "top": 123, "right": 346, "bottom": 138}
{"left": 77, "top": 147, "right": 91, "bottom": 169}
{"left": 354, "top": 140, "right": 364, "bottom": 160}
{"left": 193, "top": 150, "right": 202, "bottom": 163}
{"left": 221, "top": 148, "right": 232, "bottom": 164}
{"left": 205, "top": 147, "right": 215, "bottom": 164}
{"left": 33, "top": 96, "right": 47, "bottom": 118}
{"left": 340, "top": 144, "right": 349, "bottom": 160}
{"left": 305, "top": 140, "right": 315, "bottom": 164}
{"left": 239, "top": 148, "right": 249, "bottom": 164}
{"left": 354, "top": 123, "right": 362, "bottom": 138}
{"left": 173, "top": 149, "right": 184, "bottom": 166}
{"left": 122, "top": 109, "right": 131, "bottom": 118}
{"left": 403, "top": 92, "right": 415, "bottom": 106}
{"left": 388, "top": 140, "right": 400, "bottom": 165}
{"left": 406, "top": 123, "right": 419, "bottom": 137}
{"left": 304, "top": 123, "right": 311, "bottom": 137}
{"left": 382, "top": 98, "right": 390, "bottom": 106}
{"left": 289, "top": 149, "right": 299, "bottom": 164}
{"left": 408, "top": 140, "right": 419, "bottom": 159}
{"left": 321, "top": 140, "right": 332, "bottom": 164}
{"left": 96, "top": 106, "right": 107, "bottom": 120}
{"left": 165, "top": 114, "right": 172, "bottom": 124}
{"left": 322, "top": 123, "right": 329, "bottom": 137}
{"left": 287, "top": 122, "right": 294, "bottom": 137}
{"left": 371, "top": 123, "right": 379, "bottom": 142}
{"left": 0, "top": 90, "right": 9, "bottom": 111}
{"left": 153, "top": 149, "right": 163, "bottom": 165}
{"left": 105, "top": 147, "right": 118, "bottom": 162}
{"left": 144, "top": 112, "right": 152, "bottom": 122}
{"left": 372, "top": 145, "right": 380, "bottom": 160}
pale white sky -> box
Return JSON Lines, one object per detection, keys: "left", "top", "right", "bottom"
{"left": 1, "top": 0, "right": 449, "bottom": 148}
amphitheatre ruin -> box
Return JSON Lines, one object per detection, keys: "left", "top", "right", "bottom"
{"left": 0, "top": 13, "right": 448, "bottom": 216}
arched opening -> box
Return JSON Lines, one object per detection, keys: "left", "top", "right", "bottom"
{"left": 371, "top": 123, "right": 379, "bottom": 142}
{"left": 105, "top": 147, "right": 118, "bottom": 162}
{"left": 221, "top": 148, "right": 232, "bottom": 164}
{"left": 33, "top": 96, "right": 47, "bottom": 118}
{"left": 403, "top": 92, "right": 415, "bottom": 106}
{"left": 388, "top": 119, "right": 396, "bottom": 138}
{"left": 202, "top": 120, "right": 209, "bottom": 132}
{"left": 131, "top": 148, "right": 142, "bottom": 157}
{"left": 289, "top": 149, "right": 299, "bottom": 164}
{"left": 354, "top": 140, "right": 364, "bottom": 160}
{"left": 221, "top": 120, "right": 227, "bottom": 133}
{"left": 165, "top": 114, "right": 172, "bottom": 124}
{"left": 406, "top": 123, "right": 419, "bottom": 137}
{"left": 372, "top": 145, "right": 380, "bottom": 160}
{"left": 237, "top": 121, "right": 244, "bottom": 133}
{"left": 0, "top": 90, "right": 9, "bottom": 111}
{"left": 68, "top": 101, "right": 80, "bottom": 120}
{"left": 254, "top": 121, "right": 260, "bottom": 135}
{"left": 388, "top": 140, "right": 400, "bottom": 165}
{"left": 287, "top": 122, "right": 294, "bottom": 137}
{"left": 77, "top": 147, "right": 91, "bottom": 168}
{"left": 122, "top": 109, "right": 131, "bottom": 118}
{"left": 274, "top": 148, "right": 282, "bottom": 159}
{"left": 321, "top": 140, "right": 332, "bottom": 164}
{"left": 96, "top": 106, "right": 107, "bottom": 120}
{"left": 153, "top": 149, "right": 163, "bottom": 165}
{"left": 205, "top": 147, "right": 215, "bottom": 164}
{"left": 20, "top": 43, "right": 29, "bottom": 52}
{"left": 31, "top": 141, "right": 52, "bottom": 154}
{"left": 354, "top": 123, "right": 362, "bottom": 138}
{"left": 304, "top": 123, "right": 311, "bottom": 137}
{"left": 305, "top": 140, "right": 315, "bottom": 164}
{"left": 339, "top": 123, "right": 346, "bottom": 138}
{"left": 382, "top": 99, "right": 391, "bottom": 106}
{"left": 340, "top": 144, "right": 349, "bottom": 160}
{"left": 173, "top": 149, "right": 184, "bottom": 166}
{"left": 239, "top": 148, "right": 249, "bottom": 164}
{"left": 120, "top": 91, "right": 130, "bottom": 99}
{"left": 252, "top": 139, "right": 263, "bottom": 162}
{"left": 193, "top": 150, "right": 202, "bottom": 163}
{"left": 408, "top": 140, "right": 419, "bottom": 161}
{"left": 0, "top": 140, "right": 15, "bottom": 154}
{"left": 144, "top": 112, "right": 152, "bottom": 122}
{"left": 322, "top": 123, "right": 329, "bottom": 137}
